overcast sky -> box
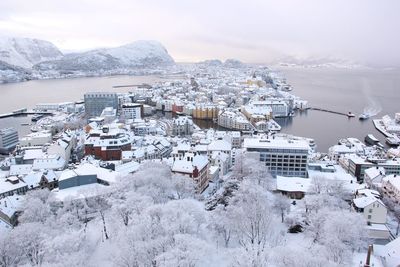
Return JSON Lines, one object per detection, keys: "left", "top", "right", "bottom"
{"left": 0, "top": 0, "right": 399, "bottom": 66}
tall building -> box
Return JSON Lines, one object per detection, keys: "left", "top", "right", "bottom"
{"left": 243, "top": 137, "right": 310, "bottom": 177}
{"left": 0, "top": 128, "right": 18, "bottom": 154}
{"left": 84, "top": 92, "right": 118, "bottom": 117}
{"left": 121, "top": 103, "right": 143, "bottom": 120}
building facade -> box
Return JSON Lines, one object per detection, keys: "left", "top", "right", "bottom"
{"left": 121, "top": 103, "right": 143, "bottom": 120}
{"left": 0, "top": 128, "right": 18, "bottom": 153}
{"left": 243, "top": 137, "right": 309, "bottom": 177}
{"left": 84, "top": 92, "right": 118, "bottom": 117}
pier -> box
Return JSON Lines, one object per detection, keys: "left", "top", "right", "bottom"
{"left": 0, "top": 110, "right": 53, "bottom": 119}
{"left": 309, "top": 107, "right": 354, "bottom": 117}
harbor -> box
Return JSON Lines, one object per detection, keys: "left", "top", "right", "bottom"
{"left": 0, "top": 109, "right": 53, "bottom": 119}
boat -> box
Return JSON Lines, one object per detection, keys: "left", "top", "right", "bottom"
{"left": 365, "top": 134, "right": 380, "bottom": 146}
{"left": 386, "top": 136, "right": 400, "bottom": 146}
{"left": 31, "top": 114, "right": 44, "bottom": 122}
{"left": 359, "top": 113, "right": 370, "bottom": 120}
{"left": 347, "top": 112, "right": 355, "bottom": 118}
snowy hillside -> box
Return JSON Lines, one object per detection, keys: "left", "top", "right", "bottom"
{"left": 35, "top": 40, "right": 175, "bottom": 72}
{"left": 0, "top": 37, "right": 63, "bottom": 69}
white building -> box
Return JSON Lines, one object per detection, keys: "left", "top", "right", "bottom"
{"left": 353, "top": 196, "right": 387, "bottom": 224}
{"left": 218, "top": 109, "right": 253, "bottom": 131}
{"left": 172, "top": 116, "right": 194, "bottom": 136}
{"left": 382, "top": 174, "right": 400, "bottom": 203}
{"left": 19, "top": 131, "right": 52, "bottom": 148}
{"left": 364, "top": 166, "right": 386, "bottom": 189}
{"left": 243, "top": 136, "right": 310, "bottom": 177}
{"left": 171, "top": 152, "right": 209, "bottom": 193}
{"left": 248, "top": 100, "right": 290, "bottom": 117}
{"left": 121, "top": 103, "right": 142, "bottom": 120}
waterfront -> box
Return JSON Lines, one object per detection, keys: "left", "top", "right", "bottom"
{"left": 1, "top": 67, "right": 399, "bottom": 152}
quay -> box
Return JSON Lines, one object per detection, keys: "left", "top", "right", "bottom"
{"left": 309, "top": 107, "right": 354, "bottom": 117}
{"left": 0, "top": 109, "right": 53, "bottom": 119}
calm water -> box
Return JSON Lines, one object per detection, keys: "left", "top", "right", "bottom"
{"left": 276, "top": 67, "right": 400, "bottom": 151}
{"left": 0, "top": 68, "right": 399, "bottom": 152}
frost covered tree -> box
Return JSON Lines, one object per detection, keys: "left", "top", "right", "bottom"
{"left": 273, "top": 194, "right": 291, "bottom": 223}
{"left": 12, "top": 223, "right": 46, "bottom": 266}
{"left": 227, "top": 180, "right": 285, "bottom": 265}
{"left": 0, "top": 233, "right": 20, "bottom": 267}
{"left": 18, "top": 189, "right": 53, "bottom": 224}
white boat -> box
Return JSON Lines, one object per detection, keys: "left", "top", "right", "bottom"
{"left": 359, "top": 113, "right": 370, "bottom": 120}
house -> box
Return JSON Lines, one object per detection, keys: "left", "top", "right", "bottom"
{"left": 58, "top": 163, "right": 118, "bottom": 190}
{"left": 47, "top": 131, "right": 77, "bottom": 162}
{"left": 210, "top": 151, "right": 230, "bottom": 177}
{"left": 171, "top": 152, "right": 209, "bottom": 193}
{"left": 382, "top": 174, "right": 400, "bottom": 203}
{"left": 353, "top": 196, "right": 387, "bottom": 224}
{"left": 0, "top": 177, "right": 28, "bottom": 198}
{"left": 22, "top": 170, "right": 59, "bottom": 190}
{"left": 364, "top": 166, "right": 386, "bottom": 190}
{"left": 33, "top": 155, "right": 66, "bottom": 171}
{"left": 276, "top": 176, "right": 311, "bottom": 199}
{"left": 0, "top": 195, "right": 24, "bottom": 226}
{"left": 374, "top": 237, "right": 400, "bottom": 267}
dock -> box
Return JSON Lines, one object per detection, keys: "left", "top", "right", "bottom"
{"left": 0, "top": 110, "right": 53, "bottom": 119}
{"left": 309, "top": 107, "right": 353, "bottom": 117}
{"left": 373, "top": 119, "right": 394, "bottom": 138}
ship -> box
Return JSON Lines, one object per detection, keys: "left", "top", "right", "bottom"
{"left": 347, "top": 112, "right": 355, "bottom": 118}
{"left": 359, "top": 113, "right": 370, "bottom": 120}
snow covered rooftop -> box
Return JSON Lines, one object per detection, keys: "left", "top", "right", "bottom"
{"left": 0, "top": 177, "right": 27, "bottom": 194}
{"left": 59, "top": 163, "right": 118, "bottom": 184}
{"left": 276, "top": 176, "right": 311, "bottom": 192}
{"left": 243, "top": 137, "right": 309, "bottom": 150}
{"left": 172, "top": 154, "right": 208, "bottom": 174}
{"left": 51, "top": 183, "right": 109, "bottom": 201}
{"left": 353, "top": 196, "right": 384, "bottom": 209}
{"left": 0, "top": 194, "right": 24, "bottom": 217}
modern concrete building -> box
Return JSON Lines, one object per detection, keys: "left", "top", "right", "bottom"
{"left": 340, "top": 154, "right": 400, "bottom": 181}
{"left": 84, "top": 92, "right": 118, "bottom": 117}
{"left": 0, "top": 128, "right": 18, "bottom": 154}
{"left": 243, "top": 137, "right": 310, "bottom": 177}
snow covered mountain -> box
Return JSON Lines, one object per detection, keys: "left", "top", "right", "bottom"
{"left": 0, "top": 37, "right": 63, "bottom": 69}
{"left": 35, "top": 40, "right": 175, "bottom": 72}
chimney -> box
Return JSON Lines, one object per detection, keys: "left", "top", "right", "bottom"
{"left": 363, "top": 244, "right": 373, "bottom": 267}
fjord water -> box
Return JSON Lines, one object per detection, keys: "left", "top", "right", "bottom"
{"left": 275, "top": 67, "right": 400, "bottom": 151}
{"left": 0, "top": 68, "right": 399, "bottom": 152}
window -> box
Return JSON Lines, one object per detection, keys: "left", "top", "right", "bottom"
{"left": 369, "top": 209, "right": 373, "bottom": 213}
{"left": 367, "top": 215, "right": 371, "bottom": 219}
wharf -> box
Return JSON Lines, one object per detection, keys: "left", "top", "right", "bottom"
{"left": 0, "top": 110, "right": 53, "bottom": 119}
{"left": 309, "top": 107, "right": 353, "bottom": 117}
{"left": 373, "top": 119, "right": 394, "bottom": 138}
